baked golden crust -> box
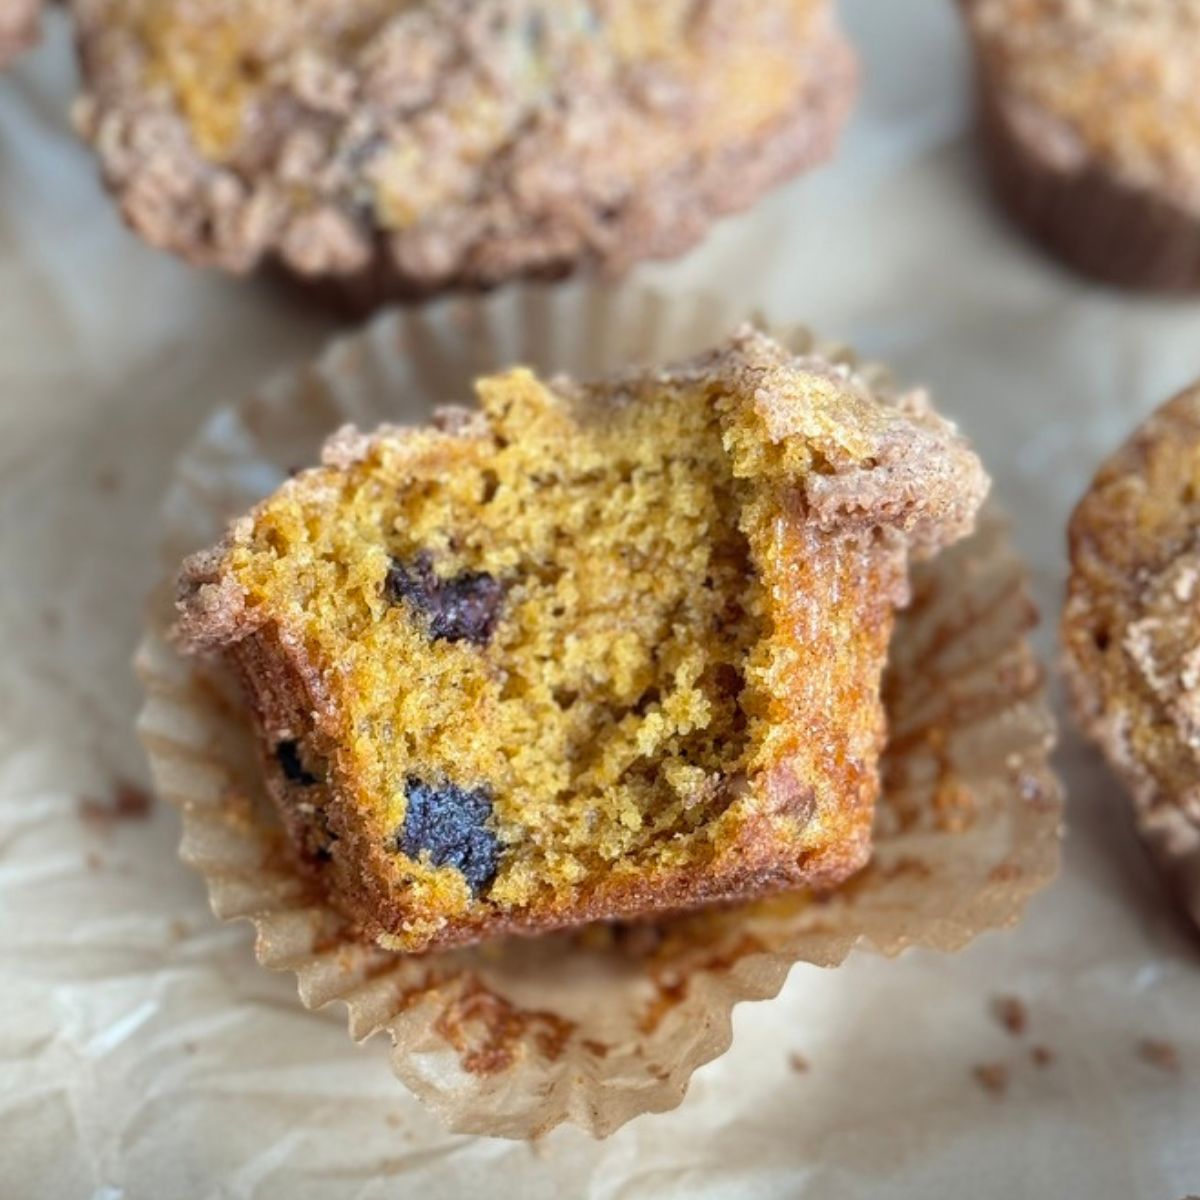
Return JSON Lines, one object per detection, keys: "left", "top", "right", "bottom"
{"left": 1064, "top": 386, "right": 1200, "bottom": 929}
{"left": 176, "top": 330, "right": 987, "bottom": 951}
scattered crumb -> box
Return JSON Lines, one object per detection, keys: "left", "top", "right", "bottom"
{"left": 76, "top": 799, "right": 106, "bottom": 825}
{"left": 973, "top": 1062, "right": 1009, "bottom": 1096}
{"left": 168, "top": 919, "right": 190, "bottom": 942}
{"left": 84, "top": 851, "right": 105, "bottom": 871}
{"left": 114, "top": 780, "right": 153, "bottom": 816}
{"left": 991, "top": 995, "right": 1028, "bottom": 1036}
{"left": 1137, "top": 1038, "right": 1180, "bottom": 1073}
{"left": 788, "top": 1052, "right": 810, "bottom": 1074}
{"left": 93, "top": 466, "right": 122, "bottom": 494}
{"left": 182, "top": 1041, "right": 198, "bottom": 1055}
{"left": 1030, "top": 1044, "right": 1055, "bottom": 1068}
{"left": 385, "top": 1112, "right": 403, "bottom": 1129}
{"left": 78, "top": 781, "right": 153, "bottom": 830}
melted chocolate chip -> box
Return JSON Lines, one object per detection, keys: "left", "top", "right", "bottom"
{"left": 275, "top": 740, "right": 318, "bottom": 787}
{"left": 385, "top": 553, "right": 503, "bottom": 645}
{"left": 399, "top": 777, "right": 498, "bottom": 894}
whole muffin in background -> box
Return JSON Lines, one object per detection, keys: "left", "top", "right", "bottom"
{"left": 960, "top": 0, "right": 1200, "bottom": 291}
{"left": 72, "top": 0, "right": 856, "bottom": 309}
{"left": 1, "top": 0, "right": 42, "bottom": 67}
{"left": 1064, "top": 387, "right": 1200, "bottom": 933}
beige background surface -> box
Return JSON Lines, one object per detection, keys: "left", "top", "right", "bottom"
{"left": 1, "top": 3, "right": 1197, "bottom": 1197}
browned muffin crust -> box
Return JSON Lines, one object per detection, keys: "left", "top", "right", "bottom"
{"left": 73, "top": 0, "right": 855, "bottom": 307}
{"left": 960, "top": 0, "right": 1200, "bottom": 291}
{"left": 175, "top": 333, "right": 987, "bottom": 952}
{"left": 0, "top": 0, "right": 42, "bottom": 67}
{"left": 1064, "top": 386, "right": 1200, "bottom": 932}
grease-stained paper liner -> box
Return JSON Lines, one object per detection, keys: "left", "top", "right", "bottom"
{"left": 135, "top": 285, "right": 1062, "bottom": 1139}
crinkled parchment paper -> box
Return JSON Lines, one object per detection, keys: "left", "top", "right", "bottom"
{"left": 2, "top": 3, "right": 1198, "bottom": 1196}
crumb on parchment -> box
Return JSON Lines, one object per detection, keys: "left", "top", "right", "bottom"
{"left": 78, "top": 780, "right": 153, "bottom": 827}
{"left": 973, "top": 1062, "right": 1010, "bottom": 1096}
{"left": 991, "top": 994, "right": 1028, "bottom": 1036}
{"left": 1137, "top": 1038, "right": 1180, "bottom": 1073}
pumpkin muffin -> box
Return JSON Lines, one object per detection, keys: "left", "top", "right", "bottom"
{"left": 174, "top": 329, "right": 987, "bottom": 953}
{"left": 1064, "top": 386, "right": 1200, "bottom": 931}
{"left": 1, "top": 0, "right": 42, "bottom": 67}
{"left": 72, "top": 0, "right": 856, "bottom": 309}
{"left": 959, "top": 0, "right": 1200, "bottom": 290}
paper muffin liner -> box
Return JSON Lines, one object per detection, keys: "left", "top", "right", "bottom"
{"left": 135, "top": 284, "right": 1063, "bottom": 1139}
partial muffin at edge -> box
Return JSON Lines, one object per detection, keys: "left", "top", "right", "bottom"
{"left": 1064, "top": 385, "right": 1200, "bottom": 930}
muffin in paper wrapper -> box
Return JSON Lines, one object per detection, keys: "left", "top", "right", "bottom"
{"left": 135, "top": 285, "right": 1063, "bottom": 1139}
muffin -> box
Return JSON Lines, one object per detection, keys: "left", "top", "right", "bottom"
{"left": 1064, "top": 385, "right": 1200, "bottom": 931}
{"left": 959, "top": 0, "right": 1200, "bottom": 291}
{"left": 1, "top": 0, "right": 42, "bottom": 67}
{"left": 174, "top": 328, "right": 988, "bottom": 953}
{"left": 73, "top": 0, "right": 856, "bottom": 309}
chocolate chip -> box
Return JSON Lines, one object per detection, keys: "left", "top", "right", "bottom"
{"left": 400, "top": 776, "right": 498, "bottom": 894}
{"left": 384, "top": 552, "right": 503, "bottom": 645}
{"left": 275, "top": 740, "right": 318, "bottom": 787}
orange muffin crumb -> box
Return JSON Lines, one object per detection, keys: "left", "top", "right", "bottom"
{"left": 176, "top": 330, "right": 986, "bottom": 951}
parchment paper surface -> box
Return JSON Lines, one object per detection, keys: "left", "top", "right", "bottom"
{"left": 1, "top": 4, "right": 1196, "bottom": 1197}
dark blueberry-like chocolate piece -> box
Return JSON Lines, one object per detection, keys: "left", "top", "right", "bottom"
{"left": 384, "top": 552, "right": 503, "bottom": 645}
{"left": 399, "top": 776, "right": 499, "bottom": 894}
{"left": 275, "top": 739, "right": 319, "bottom": 786}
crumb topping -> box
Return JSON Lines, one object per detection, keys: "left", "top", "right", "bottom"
{"left": 75, "top": 0, "right": 848, "bottom": 286}
{"left": 964, "top": 0, "right": 1200, "bottom": 206}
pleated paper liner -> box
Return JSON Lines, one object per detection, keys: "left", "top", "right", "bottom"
{"left": 135, "top": 284, "right": 1063, "bottom": 1139}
